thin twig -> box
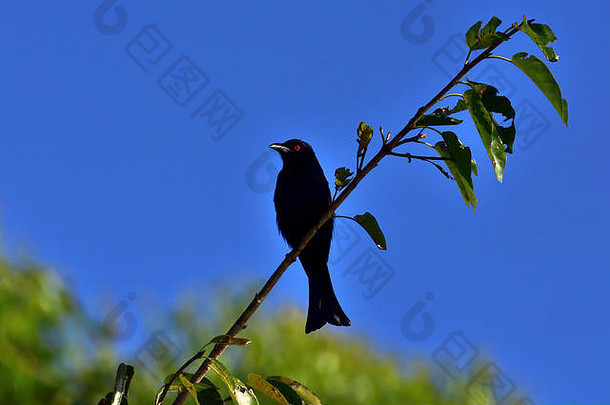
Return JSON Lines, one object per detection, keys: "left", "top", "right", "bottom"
{"left": 170, "top": 19, "right": 525, "bottom": 405}
{"left": 156, "top": 351, "right": 206, "bottom": 405}
{"left": 389, "top": 152, "right": 451, "bottom": 161}
{"left": 379, "top": 126, "right": 387, "bottom": 146}
{"left": 396, "top": 131, "right": 426, "bottom": 146}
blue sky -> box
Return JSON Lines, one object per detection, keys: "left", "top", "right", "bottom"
{"left": 1, "top": 1, "right": 607, "bottom": 403}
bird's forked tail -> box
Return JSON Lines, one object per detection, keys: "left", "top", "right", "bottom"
{"left": 305, "top": 263, "right": 351, "bottom": 334}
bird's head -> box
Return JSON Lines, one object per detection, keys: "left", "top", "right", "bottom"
{"left": 269, "top": 139, "right": 316, "bottom": 165}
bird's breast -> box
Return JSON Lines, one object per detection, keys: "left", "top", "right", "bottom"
{"left": 274, "top": 167, "right": 331, "bottom": 246}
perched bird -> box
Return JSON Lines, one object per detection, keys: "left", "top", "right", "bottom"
{"left": 270, "top": 139, "right": 351, "bottom": 333}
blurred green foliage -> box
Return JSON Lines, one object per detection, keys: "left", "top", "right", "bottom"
{"left": 0, "top": 252, "right": 118, "bottom": 404}
{"left": 0, "top": 250, "right": 527, "bottom": 404}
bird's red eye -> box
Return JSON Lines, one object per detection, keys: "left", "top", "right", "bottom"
{"left": 293, "top": 145, "right": 301, "bottom": 151}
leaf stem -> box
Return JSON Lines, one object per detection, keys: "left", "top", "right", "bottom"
{"left": 334, "top": 215, "right": 358, "bottom": 222}
{"left": 332, "top": 188, "right": 339, "bottom": 202}
{"left": 422, "top": 126, "right": 445, "bottom": 136}
{"left": 414, "top": 140, "right": 436, "bottom": 149}
{"left": 464, "top": 49, "right": 473, "bottom": 65}
{"left": 487, "top": 55, "right": 513, "bottom": 63}
{"left": 426, "top": 160, "right": 453, "bottom": 179}
{"left": 437, "top": 93, "right": 464, "bottom": 102}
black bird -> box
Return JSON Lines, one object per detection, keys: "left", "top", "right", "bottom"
{"left": 270, "top": 139, "right": 351, "bottom": 333}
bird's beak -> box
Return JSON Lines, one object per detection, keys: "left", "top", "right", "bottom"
{"left": 269, "top": 143, "right": 291, "bottom": 153}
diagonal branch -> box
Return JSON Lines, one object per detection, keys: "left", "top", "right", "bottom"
{"left": 170, "top": 20, "right": 526, "bottom": 405}
{"left": 388, "top": 152, "right": 451, "bottom": 161}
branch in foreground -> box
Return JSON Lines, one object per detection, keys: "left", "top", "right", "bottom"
{"left": 170, "top": 20, "right": 526, "bottom": 405}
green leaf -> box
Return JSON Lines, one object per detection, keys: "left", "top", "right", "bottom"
{"left": 266, "top": 380, "right": 303, "bottom": 405}
{"left": 450, "top": 99, "right": 468, "bottom": 114}
{"left": 511, "top": 52, "right": 568, "bottom": 125}
{"left": 247, "top": 374, "right": 290, "bottom": 405}
{"left": 209, "top": 359, "right": 239, "bottom": 400}
{"left": 334, "top": 167, "right": 354, "bottom": 188}
{"left": 465, "top": 80, "right": 516, "bottom": 154}
{"left": 267, "top": 377, "right": 321, "bottom": 405}
{"left": 495, "top": 120, "right": 516, "bottom": 154}
{"left": 155, "top": 374, "right": 217, "bottom": 405}
{"left": 519, "top": 16, "right": 559, "bottom": 62}
{"left": 357, "top": 122, "right": 374, "bottom": 149}
{"left": 196, "top": 388, "right": 224, "bottom": 405}
{"left": 161, "top": 373, "right": 216, "bottom": 392}
{"left": 179, "top": 374, "right": 201, "bottom": 405}
{"left": 110, "top": 363, "right": 134, "bottom": 405}
{"left": 463, "top": 89, "right": 507, "bottom": 181}
{"left": 208, "top": 335, "right": 252, "bottom": 347}
{"left": 434, "top": 132, "right": 477, "bottom": 210}
{"left": 415, "top": 114, "right": 463, "bottom": 127}
{"left": 356, "top": 122, "right": 374, "bottom": 169}
{"left": 415, "top": 104, "right": 465, "bottom": 128}
{"left": 478, "top": 17, "right": 503, "bottom": 43}
{"left": 352, "top": 212, "right": 387, "bottom": 250}
{"left": 155, "top": 373, "right": 218, "bottom": 405}
{"left": 466, "top": 80, "right": 515, "bottom": 121}
{"left": 465, "top": 21, "right": 482, "bottom": 49}
{"left": 209, "top": 359, "right": 259, "bottom": 405}
{"left": 465, "top": 16, "right": 507, "bottom": 50}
